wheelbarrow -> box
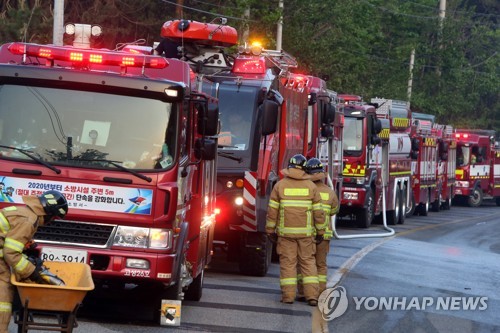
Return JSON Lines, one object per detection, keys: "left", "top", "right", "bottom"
{"left": 11, "top": 261, "right": 95, "bottom": 333}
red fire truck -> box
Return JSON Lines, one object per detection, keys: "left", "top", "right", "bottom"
{"left": 159, "top": 19, "right": 339, "bottom": 276}
{"left": 433, "top": 123, "right": 457, "bottom": 210}
{"left": 304, "top": 78, "right": 343, "bottom": 187}
{"left": 339, "top": 97, "right": 412, "bottom": 227}
{"left": 409, "top": 112, "right": 440, "bottom": 215}
{"left": 454, "top": 129, "right": 500, "bottom": 207}
{"left": 0, "top": 37, "right": 219, "bottom": 316}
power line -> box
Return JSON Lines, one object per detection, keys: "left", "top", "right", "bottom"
{"left": 402, "top": 0, "right": 500, "bottom": 18}
{"left": 159, "top": 0, "right": 256, "bottom": 22}
{"left": 359, "top": 0, "right": 439, "bottom": 20}
{"left": 191, "top": 0, "right": 240, "bottom": 10}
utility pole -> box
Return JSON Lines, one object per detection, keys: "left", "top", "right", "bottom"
{"left": 437, "top": 0, "right": 446, "bottom": 77}
{"left": 438, "top": 0, "right": 446, "bottom": 28}
{"left": 407, "top": 48, "right": 415, "bottom": 101}
{"left": 276, "top": 0, "right": 283, "bottom": 51}
{"left": 53, "top": 0, "right": 64, "bottom": 45}
{"left": 242, "top": 8, "right": 250, "bottom": 45}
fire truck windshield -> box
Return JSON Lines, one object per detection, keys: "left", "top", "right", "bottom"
{"left": 217, "top": 84, "right": 257, "bottom": 151}
{"left": 343, "top": 117, "right": 363, "bottom": 155}
{"left": 0, "top": 84, "right": 176, "bottom": 170}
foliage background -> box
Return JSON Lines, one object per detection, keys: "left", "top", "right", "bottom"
{"left": 0, "top": 0, "right": 498, "bottom": 132}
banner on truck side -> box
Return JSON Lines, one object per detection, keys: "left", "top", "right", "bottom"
{"left": 0, "top": 176, "right": 152, "bottom": 215}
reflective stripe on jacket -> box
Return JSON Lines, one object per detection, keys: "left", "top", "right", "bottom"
{"left": 266, "top": 168, "right": 325, "bottom": 238}
{"left": 314, "top": 181, "right": 339, "bottom": 240}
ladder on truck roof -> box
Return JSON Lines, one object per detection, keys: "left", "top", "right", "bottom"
{"left": 261, "top": 49, "right": 298, "bottom": 71}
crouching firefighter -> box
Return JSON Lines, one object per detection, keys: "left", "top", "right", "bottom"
{"left": 266, "top": 154, "right": 325, "bottom": 306}
{"left": 0, "top": 190, "right": 68, "bottom": 333}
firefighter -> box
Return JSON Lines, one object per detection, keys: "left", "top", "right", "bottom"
{"left": 0, "top": 190, "right": 68, "bottom": 333}
{"left": 305, "top": 158, "right": 339, "bottom": 293}
{"left": 266, "top": 154, "right": 325, "bottom": 306}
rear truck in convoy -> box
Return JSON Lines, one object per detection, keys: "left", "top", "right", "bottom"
{"left": 433, "top": 123, "right": 457, "bottom": 210}
{"left": 453, "top": 129, "right": 500, "bottom": 207}
{"left": 159, "top": 18, "right": 339, "bottom": 276}
{"left": 339, "top": 97, "right": 412, "bottom": 228}
{"left": 408, "top": 112, "right": 440, "bottom": 215}
{"left": 0, "top": 39, "right": 220, "bottom": 318}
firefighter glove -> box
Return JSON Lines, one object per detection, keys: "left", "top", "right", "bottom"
{"left": 27, "top": 256, "right": 44, "bottom": 270}
{"left": 268, "top": 233, "right": 278, "bottom": 244}
{"left": 315, "top": 234, "right": 324, "bottom": 244}
{"left": 28, "top": 264, "right": 48, "bottom": 284}
{"left": 28, "top": 264, "right": 65, "bottom": 286}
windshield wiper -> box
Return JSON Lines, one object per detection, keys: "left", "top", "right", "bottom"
{"left": 70, "top": 158, "right": 152, "bottom": 183}
{"left": 218, "top": 151, "right": 243, "bottom": 163}
{"left": 0, "top": 144, "right": 61, "bottom": 174}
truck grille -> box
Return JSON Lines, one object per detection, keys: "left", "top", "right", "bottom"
{"left": 34, "top": 220, "right": 115, "bottom": 247}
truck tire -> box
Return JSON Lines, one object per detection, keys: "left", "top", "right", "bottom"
{"left": 407, "top": 190, "right": 416, "bottom": 217}
{"left": 398, "top": 186, "right": 406, "bottom": 224}
{"left": 238, "top": 232, "right": 272, "bottom": 276}
{"left": 356, "top": 190, "right": 374, "bottom": 228}
{"left": 442, "top": 197, "right": 452, "bottom": 210}
{"left": 467, "top": 187, "right": 483, "bottom": 207}
{"left": 431, "top": 193, "right": 441, "bottom": 212}
{"left": 386, "top": 189, "right": 400, "bottom": 225}
{"left": 184, "top": 269, "right": 204, "bottom": 301}
{"left": 419, "top": 192, "right": 430, "bottom": 216}
{"left": 496, "top": 197, "right": 500, "bottom": 207}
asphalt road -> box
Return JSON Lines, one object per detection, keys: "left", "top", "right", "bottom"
{"left": 7, "top": 202, "right": 500, "bottom": 332}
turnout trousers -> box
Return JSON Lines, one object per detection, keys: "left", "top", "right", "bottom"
{"left": 277, "top": 236, "right": 319, "bottom": 303}
{"left": 298, "top": 239, "right": 331, "bottom": 297}
{"left": 0, "top": 258, "right": 13, "bottom": 333}
{"left": 316, "top": 239, "right": 330, "bottom": 293}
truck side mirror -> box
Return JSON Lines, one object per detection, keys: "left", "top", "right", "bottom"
{"left": 194, "top": 138, "right": 217, "bottom": 160}
{"left": 369, "top": 117, "right": 382, "bottom": 145}
{"left": 261, "top": 99, "right": 279, "bottom": 135}
{"left": 322, "top": 103, "right": 336, "bottom": 124}
{"left": 410, "top": 137, "right": 419, "bottom": 160}
{"left": 372, "top": 118, "right": 382, "bottom": 134}
{"left": 321, "top": 124, "right": 333, "bottom": 138}
{"left": 196, "top": 102, "right": 219, "bottom": 137}
{"left": 411, "top": 137, "right": 420, "bottom": 151}
{"left": 438, "top": 140, "right": 449, "bottom": 161}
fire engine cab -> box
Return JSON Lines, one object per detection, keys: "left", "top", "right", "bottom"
{"left": 454, "top": 130, "right": 500, "bottom": 207}
{"left": 0, "top": 35, "right": 219, "bottom": 319}
{"left": 339, "top": 97, "right": 412, "bottom": 227}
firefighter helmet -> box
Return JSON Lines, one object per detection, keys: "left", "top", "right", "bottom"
{"left": 306, "top": 158, "right": 325, "bottom": 174}
{"left": 38, "top": 190, "right": 68, "bottom": 219}
{"left": 288, "top": 154, "right": 307, "bottom": 170}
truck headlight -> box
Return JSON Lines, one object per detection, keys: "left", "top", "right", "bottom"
{"left": 113, "top": 226, "right": 172, "bottom": 249}
{"left": 149, "top": 228, "right": 172, "bottom": 248}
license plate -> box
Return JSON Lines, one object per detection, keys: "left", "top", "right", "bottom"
{"left": 40, "top": 247, "right": 88, "bottom": 263}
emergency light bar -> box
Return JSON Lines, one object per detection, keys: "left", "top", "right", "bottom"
{"left": 231, "top": 56, "right": 266, "bottom": 74}
{"left": 8, "top": 42, "right": 168, "bottom": 69}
